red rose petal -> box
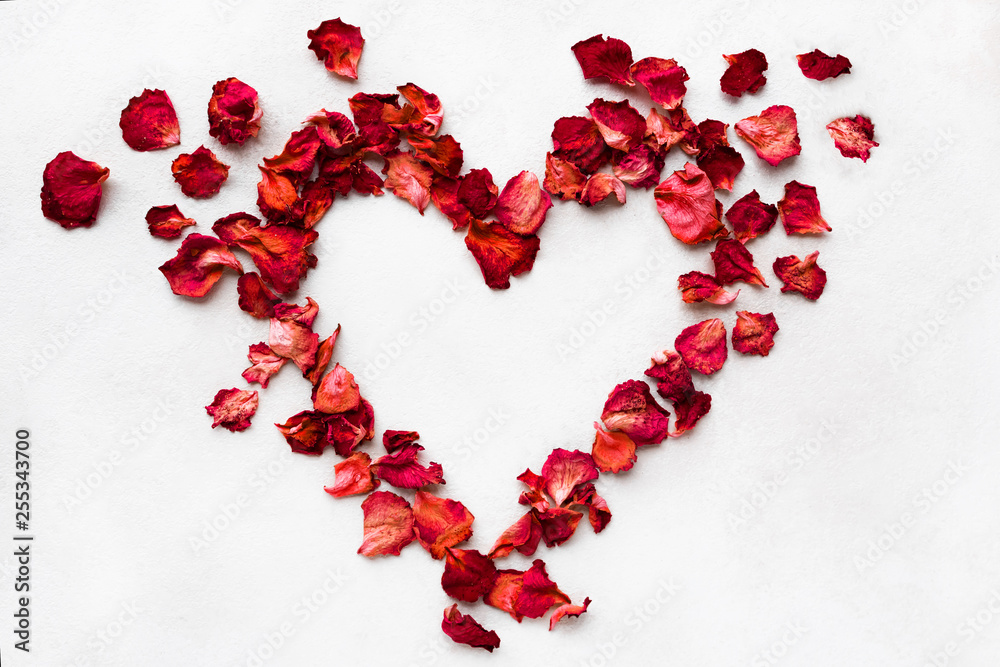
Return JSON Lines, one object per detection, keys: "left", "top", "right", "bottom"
{"left": 732, "top": 311, "right": 779, "bottom": 356}
{"left": 773, "top": 251, "right": 827, "bottom": 300}
{"left": 313, "top": 364, "right": 361, "bottom": 414}
{"left": 40, "top": 152, "right": 110, "bottom": 229}
{"left": 549, "top": 598, "right": 591, "bottom": 631}
{"left": 645, "top": 349, "right": 695, "bottom": 402}
{"left": 430, "top": 174, "right": 474, "bottom": 229}
{"left": 268, "top": 298, "right": 319, "bottom": 372}
{"left": 600, "top": 379, "right": 671, "bottom": 446}
{"left": 827, "top": 115, "right": 878, "bottom": 162}
{"left": 541, "top": 449, "right": 598, "bottom": 506}
{"left": 208, "top": 77, "right": 261, "bottom": 146}
{"left": 696, "top": 119, "right": 729, "bottom": 151}
{"left": 551, "top": 116, "right": 609, "bottom": 174}
{"left": 213, "top": 213, "right": 318, "bottom": 294}
{"left": 654, "top": 163, "right": 728, "bottom": 244}
{"left": 442, "top": 604, "right": 501, "bottom": 652}
{"left": 263, "top": 127, "right": 323, "bottom": 181}
{"left": 457, "top": 168, "right": 499, "bottom": 218}
{"left": 537, "top": 507, "right": 583, "bottom": 547}
{"left": 671, "top": 390, "right": 712, "bottom": 436}
{"left": 494, "top": 171, "right": 552, "bottom": 235}
{"left": 696, "top": 145, "right": 745, "bottom": 191}
{"left": 677, "top": 271, "right": 739, "bottom": 305}
{"left": 381, "top": 150, "right": 434, "bottom": 214}
{"left": 408, "top": 134, "right": 463, "bottom": 177}
{"left": 396, "top": 82, "right": 443, "bottom": 137}
{"left": 275, "top": 410, "right": 328, "bottom": 455}
{"left": 797, "top": 49, "right": 852, "bottom": 80}
{"left": 256, "top": 166, "right": 300, "bottom": 224}
{"left": 578, "top": 173, "right": 627, "bottom": 207}
{"left": 303, "top": 327, "right": 341, "bottom": 386}
{"left": 205, "top": 388, "right": 258, "bottom": 432}
{"left": 172, "top": 146, "right": 229, "bottom": 198}
{"left": 645, "top": 107, "right": 699, "bottom": 155}
{"left": 325, "top": 452, "right": 379, "bottom": 498}
{"left": 485, "top": 559, "right": 571, "bottom": 622}
{"left": 145, "top": 204, "right": 195, "bottom": 239}
{"left": 464, "top": 219, "right": 540, "bottom": 290}
{"left": 777, "top": 181, "right": 831, "bottom": 235}
{"left": 711, "top": 238, "right": 768, "bottom": 287}
{"left": 675, "top": 319, "right": 728, "bottom": 375}
{"left": 349, "top": 92, "right": 403, "bottom": 155}
{"left": 543, "top": 153, "right": 588, "bottom": 201}
{"left": 307, "top": 18, "right": 364, "bottom": 79}
{"left": 241, "top": 342, "right": 287, "bottom": 388}
{"left": 591, "top": 422, "right": 636, "bottom": 474}
{"left": 571, "top": 35, "right": 635, "bottom": 86}
{"left": 236, "top": 272, "right": 281, "bottom": 319}
{"left": 158, "top": 233, "right": 243, "bottom": 298}
{"left": 587, "top": 98, "right": 645, "bottom": 152}
{"left": 358, "top": 490, "right": 415, "bottom": 557}
{"left": 631, "top": 57, "right": 689, "bottom": 110}
{"left": 326, "top": 399, "right": 375, "bottom": 457}
{"left": 383, "top": 430, "right": 420, "bottom": 454}
{"left": 725, "top": 190, "right": 777, "bottom": 242}
{"left": 305, "top": 109, "right": 358, "bottom": 151}
{"left": 442, "top": 548, "right": 498, "bottom": 603}
{"left": 119, "top": 89, "right": 180, "bottom": 151}
{"left": 720, "top": 49, "right": 768, "bottom": 97}
{"left": 734, "top": 105, "right": 801, "bottom": 166}
{"left": 373, "top": 443, "right": 445, "bottom": 489}
{"left": 489, "top": 511, "right": 543, "bottom": 559}
{"left": 516, "top": 469, "right": 549, "bottom": 512}
{"left": 412, "top": 490, "right": 474, "bottom": 559}
{"left": 564, "top": 483, "right": 611, "bottom": 533}
{"left": 612, "top": 144, "right": 665, "bottom": 189}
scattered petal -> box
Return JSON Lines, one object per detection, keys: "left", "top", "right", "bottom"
{"left": 587, "top": 98, "right": 645, "bottom": 152}
{"left": 373, "top": 443, "right": 445, "bottom": 489}
{"left": 678, "top": 271, "right": 739, "bottom": 304}
{"left": 307, "top": 18, "right": 364, "bottom": 79}
{"left": 494, "top": 171, "right": 552, "bottom": 235}
{"left": 551, "top": 116, "right": 609, "bottom": 174}
{"left": 696, "top": 144, "right": 744, "bottom": 191}
{"left": 711, "top": 238, "right": 768, "bottom": 286}
{"left": 645, "top": 107, "right": 699, "bottom": 155}
{"left": 591, "top": 422, "right": 637, "bottom": 474}
{"left": 408, "top": 134, "right": 463, "bottom": 177}
{"left": 236, "top": 272, "right": 281, "bottom": 319}
{"left": 158, "top": 233, "right": 243, "bottom": 298}
{"left": 172, "top": 146, "right": 229, "bottom": 198}
{"left": 119, "top": 89, "right": 180, "bottom": 151}
{"left": 720, "top": 49, "right": 768, "bottom": 97}
{"left": 457, "top": 168, "right": 499, "bottom": 218}
{"left": 543, "top": 153, "right": 588, "bottom": 201}
{"left": 549, "top": 598, "right": 591, "bottom": 631}
{"left": 430, "top": 174, "right": 474, "bottom": 229}
{"left": 485, "top": 560, "right": 571, "bottom": 622}
{"left": 464, "top": 219, "right": 540, "bottom": 290}
{"left": 383, "top": 430, "right": 420, "bottom": 454}
{"left": 675, "top": 319, "right": 728, "bottom": 375}
{"left": 827, "top": 115, "right": 878, "bottom": 162}
{"left": 600, "top": 380, "right": 671, "bottom": 446}
{"left": 325, "top": 452, "right": 379, "bottom": 497}
{"left": 205, "top": 388, "right": 258, "bottom": 432}
{"left": 612, "top": 144, "right": 665, "bottom": 189}
{"left": 413, "top": 490, "right": 474, "bottom": 559}
{"left": 732, "top": 311, "right": 779, "bottom": 356}
{"left": 777, "top": 181, "right": 831, "bottom": 234}
{"left": 242, "top": 342, "right": 287, "bottom": 388}
{"left": 208, "top": 77, "right": 261, "bottom": 145}
{"left": 358, "top": 490, "right": 415, "bottom": 557}
{"left": 303, "top": 327, "right": 341, "bottom": 386}
{"left": 145, "top": 204, "right": 195, "bottom": 239}
{"left": 571, "top": 35, "right": 635, "bottom": 86}
{"left": 578, "top": 173, "right": 627, "bottom": 207}
{"left": 263, "top": 127, "right": 322, "bottom": 181}
{"left": 773, "top": 251, "right": 827, "bottom": 300}
{"left": 313, "top": 363, "right": 361, "bottom": 414}
{"left": 631, "top": 57, "right": 689, "bottom": 110}
{"left": 213, "top": 212, "right": 318, "bottom": 294}
{"left": 537, "top": 507, "right": 583, "bottom": 547}
{"left": 489, "top": 511, "right": 543, "bottom": 559}
{"left": 725, "top": 190, "right": 777, "bottom": 242}
{"left": 645, "top": 349, "right": 695, "bottom": 403}
{"left": 541, "top": 449, "right": 598, "bottom": 506}
{"left": 797, "top": 49, "right": 852, "bottom": 80}
{"left": 654, "top": 163, "right": 728, "bottom": 244}
{"left": 40, "top": 152, "right": 110, "bottom": 229}
{"left": 442, "top": 549, "right": 498, "bottom": 603}
{"left": 442, "top": 604, "right": 501, "bottom": 652}
{"left": 734, "top": 105, "right": 801, "bottom": 166}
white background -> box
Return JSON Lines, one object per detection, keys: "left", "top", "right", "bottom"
{"left": 2, "top": 0, "right": 999, "bottom": 665}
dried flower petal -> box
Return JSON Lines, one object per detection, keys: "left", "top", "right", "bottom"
{"left": 564, "top": 483, "right": 611, "bottom": 533}
{"left": 213, "top": 213, "right": 318, "bottom": 294}
{"left": 276, "top": 410, "right": 328, "bottom": 455}
{"left": 305, "top": 109, "right": 358, "bottom": 151}
{"left": 654, "top": 163, "right": 728, "bottom": 244}
{"left": 464, "top": 219, "right": 540, "bottom": 290}
{"left": 358, "top": 490, "right": 415, "bottom": 557}
{"left": 645, "top": 107, "right": 699, "bottom": 155}
{"left": 242, "top": 342, "right": 287, "bottom": 388}
{"left": 537, "top": 507, "right": 583, "bottom": 547}
{"left": 205, "top": 388, "right": 258, "bottom": 432}
{"left": 457, "top": 168, "right": 499, "bottom": 218}
{"left": 591, "top": 422, "right": 636, "bottom": 474}
{"left": 578, "top": 173, "right": 627, "bottom": 207}
{"left": 269, "top": 298, "right": 320, "bottom": 372}
{"left": 600, "top": 380, "right": 671, "bottom": 446}
{"left": 208, "top": 77, "right": 261, "bottom": 145}
{"left": 734, "top": 105, "right": 801, "bottom": 166}
{"left": 489, "top": 511, "right": 543, "bottom": 559}
{"left": 671, "top": 390, "right": 712, "bottom": 436}
{"left": 303, "top": 327, "right": 341, "bottom": 386}
{"left": 711, "top": 238, "right": 767, "bottom": 286}
{"left": 796, "top": 50, "right": 852, "bottom": 80}
{"left": 430, "top": 174, "right": 474, "bottom": 229}
{"left": 543, "top": 153, "right": 588, "bottom": 201}
{"left": 373, "top": 443, "right": 445, "bottom": 489}
{"left": 326, "top": 399, "right": 375, "bottom": 457}
{"left": 678, "top": 271, "right": 739, "bottom": 304}
{"left": 494, "top": 171, "right": 552, "bottom": 235}
{"left": 145, "top": 205, "right": 195, "bottom": 239}
{"left": 442, "top": 605, "right": 501, "bottom": 652}
{"left": 383, "top": 430, "right": 420, "bottom": 454}
{"left": 40, "top": 152, "right": 110, "bottom": 229}
{"left": 485, "top": 560, "right": 571, "bottom": 622}
{"left": 612, "top": 144, "right": 665, "bottom": 189}
{"left": 413, "top": 490, "right": 474, "bottom": 559}
{"left": 381, "top": 150, "right": 434, "bottom": 214}
{"left": 732, "top": 311, "right": 779, "bottom": 356}
{"left": 587, "top": 99, "right": 645, "bottom": 152}
{"left": 236, "top": 272, "right": 281, "bottom": 319}
{"left": 516, "top": 469, "right": 549, "bottom": 512}
{"left": 313, "top": 364, "right": 361, "bottom": 414}
{"left": 325, "top": 452, "right": 379, "bottom": 498}
{"left": 408, "top": 134, "right": 463, "bottom": 177}
{"left": 158, "top": 233, "right": 243, "bottom": 298}
{"left": 172, "top": 146, "right": 229, "bottom": 198}
{"left": 675, "top": 319, "right": 728, "bottom": 375}
{"left": 307, "top": 18, "right": 364, "bottom": 79}
{"left": 263, "top": 127, "right": 322, "bottom": 181}
{"left": 773, "top": 252, "right": 827, "bottom": 300}
{"left": 119, "top": 89, "right": 180, "bottom": 151}
{"left": 541, "top": 449, "right": 598, "bottom": 506}
{"left": 720, "top": 49, "right": 768, "bottom": 97}
{"left": 551, "top": 116, "right": 609, "bottom": 174}
{"left": 442, "top": 549, "right": 498, "bottom": 603}
{"left": 725, "top": 190, "right": 777, "bottom": 242}
{"left": 549, "top": 598, "right": 591, "bottom": 631}
{"left": 571, "top": 35, "right": 635, "bottom": 86}
{"left": 827, "top": 115, "right": 878, "bottom": 162}
{"left": 696, "top": 145, "right": 744, "bottom": 191}
{"left": 777, "top": 181, "right": 831, "bottom": 235}
{"left": 631, "top": 57, "right": 689, "bottom": 110}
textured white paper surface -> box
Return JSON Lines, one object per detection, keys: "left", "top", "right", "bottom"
{"left": 1, "top": 1, "right": 999, "bottom": 665}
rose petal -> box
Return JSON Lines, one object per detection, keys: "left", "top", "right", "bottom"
{"left": 442, "top": 549, "right": 498, "bottom": 603}
{"left": 158, "top": 233, "right": 243, "bottom": 298}
{"left": 612, "top": 144, "right": 665, "bottom": 189}
{"left": 711, "top": 238, "right": 768, "bottom": 286}
{"left": 307, "top": 18, "right": 364, "bottom": 79}
{"left": 600, "top": 379, "right": 671, "bottom": 446}
{"left": 551, "top": 116, "right": 609, "bottom": 174}
{"left": 442, "top": 604, "right": 501, "bottom": 652}
{"left": 796, "top": 49, "right": 852, "bottom": 80}
{"left": 396, "top": 82, "right": 444, "bottom": 137}
{"left": 256, "top": 166, "right": 300, "bottom": 224}
{"left": 516, "top": 469, "right": 550, "bottom": 512}
{"left": 720, "top": 49, "right": 768, "bottom": 97}
{"left": 827, "top": 115, "right": 878, "bottom": 162}
{"left": 145, "top": 204, "right": 195, "bottom": 239}
{"left": 485, "top": 559, "right": 571, "bottom": 622}
{"left": 430, "top": 174, "right": 474, "bottom": 229}
{"left": 549, "top": 598, "right": 591, "bottom": 631}
{"left": 537, "top": 507, "right": 583, "bottom": 547}
{"left": 412, "top": 490, "right": 474, "bottom": 559}
{"left": 205, "top": 388, "right": 258, "bottom": 432}
{"left": 326, "top": 399, "right": 375, "bottom": 457}
{"left": 696, "top": 119, "right": 730, "bottom": 151}
{"left": 263, "top": 127, "right": 322, "bottom": 181}
{"left": 312, "top": 364, "right": 361, "bottom": 414}
{"left": 325, "top": 452, "right": 379, "bottom": 498}
{"left": 213, "top": 213, "right": 318, "bottom": 294}
{"left": 587, "top": 98, "right": 645, "bottom": 152}
{"left": 564, "top": 483, "right": 611, "bottom": 533}
{"left": 464, "top": 219, "right": 540, "bottom": 290}
{"left": 645, "top": 349, "right": 695, "bottom": 402}
{"left": 305, "top": 109, "right": 358, "bottom": 151}
{"left": 488, "top": 512, "right": 543, "bottom": 559}
{"left": 457, "top": 168, "right": 499, "bottom": 218}
{"left": 349, "top": 92, "right": 402, "bottom": 155}
{"left": 541, "top": 449, "right": 598, "bottom": 506}
{"left": 675, "top": 319, "right": 728, "bottom": 375}
{"left": 408, "top": 133, "right": 463, "bottom": 177}
{"left": 373, "top": 443, "right": 445, "bottom": 489}
{"left": 208, "top": 77, "right": 261, "bottom": 146}
{"left": 236, "top": 272, "right": 280, "bottom": 319}
{"left": 268, "top": 299, "right": 320, "bottom": 372}
{"left": 381, "top": 150, "right": 434, "bottom": 213}
{"left": 241, "top": 342, "right": 287, "bottom": 388}
{"left": 734, "top": 105, "right": 801, "bottom": 166}
{"left": 671, "top": 390, "right": 712, "bottom": 436}
{"left": 276, "top": 410, "right": 329, "bottom": 455}
{"left": 773, "top": 251, "right": 827, "bottom": 300}
{"left": 654, "top": 163, "right": 728, "bottom": 244}
{"left": 40, "top": 152, "right": 110, "bottom": 228}
{"left": 645, "top": 107, "right": 699, "bottom": 155}
{"left": 696, "top": 145, "right": 744, "bottom": 191}
{"left": 578, "top": 173, "right": 627, "bottom": 207}
{"left": 571, "top": 35, "right": 635, "bottom": 86}
{"left": 383, "top": 430, "right": 420, "bottom": 453}
{"left": 358, "top": 490, "right": 415, "bottom": 557}
{"left": 303, "top": 326, "right": 341, "bottom": 386}
{"left": 119, "top": 89, "right": 180, "bottom": 151}
{"left": 777, "top": 181, "right": 831, "bottom": 234}
{"left": 591, "top": 422, "right": 636, "bottom": 473}
{"left": 678, "top": 271, "right": 739, "bottom": 304}
{"left": 725, "top": 190, "right": 778, "bottom": 242}
{"left": 543, "top": 153, "right": 588, "bottom": 201}
{"left": 172, "top": 146, "right": 229, "bottom": 198}
{"left": 630, "top": 57, "right": 689, "bottom": 110}
{"left": 494, "top": 171, "right": 552, "bottom": 235}
{"left": 732, "top": 311, "right": 779, "bottom": 356}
